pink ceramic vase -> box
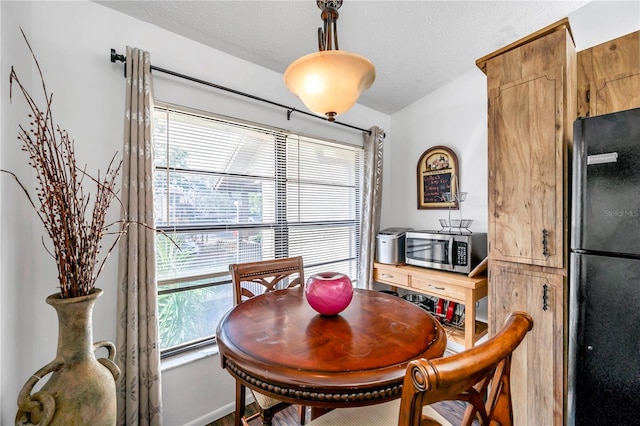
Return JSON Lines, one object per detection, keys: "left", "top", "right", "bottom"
{"left": 305, "top": 272, "right": 354, "bottom": 315}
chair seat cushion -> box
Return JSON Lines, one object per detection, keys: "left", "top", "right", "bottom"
{"left": 251, "top": 389, "right": 285, "bottom": 410}
{"left": 305, "top": 399, "right": 454, "bottom": 426}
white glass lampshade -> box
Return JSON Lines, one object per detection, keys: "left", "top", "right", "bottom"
{"left": 284, "top": 50, "right": 375, "bottom": 121}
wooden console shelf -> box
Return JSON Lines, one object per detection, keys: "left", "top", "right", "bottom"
{"left": 373, "top": 262, "right": 488, "bottom": 349}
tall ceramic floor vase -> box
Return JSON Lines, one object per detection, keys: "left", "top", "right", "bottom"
{"left": 15, "top": 288, "right": 121, "bottom": 426}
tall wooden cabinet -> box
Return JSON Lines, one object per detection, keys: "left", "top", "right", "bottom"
{"left": 476, "top": 19, "right": 576, "bottom": 426}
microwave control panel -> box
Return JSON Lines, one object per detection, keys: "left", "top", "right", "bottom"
{"left": 455, "top": 242, "right": 468, "bottom": 265}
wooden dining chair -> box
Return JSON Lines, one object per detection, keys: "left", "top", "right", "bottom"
{"left": 228, "top": 256, "right": 307, "bottom": 426}
{"left": 305, "top": 311, "right": 534, "bottom": 426}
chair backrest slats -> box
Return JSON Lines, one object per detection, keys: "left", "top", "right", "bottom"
{"left": 229, "top": 256, "right": 305, "bottom": 306}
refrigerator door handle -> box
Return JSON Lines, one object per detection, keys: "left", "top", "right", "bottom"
{"left": 587, "top": 152, "right": 618, "bottom": 165}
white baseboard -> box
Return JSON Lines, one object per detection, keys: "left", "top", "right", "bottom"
{"left": 182, "top": 403, "right": 232, "bottom": 426}
{"left": 181, "top": 394, "right": 255, "bottom": 426}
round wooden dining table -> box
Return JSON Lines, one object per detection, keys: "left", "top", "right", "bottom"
{"left": 216, "top": 287, "right": 447, "bottom": 412}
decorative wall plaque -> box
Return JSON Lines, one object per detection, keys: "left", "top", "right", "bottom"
{"left": 416, "top": 146, "right": 459, "bottom": 210}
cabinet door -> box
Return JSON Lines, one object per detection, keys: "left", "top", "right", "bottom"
{"left": 577, "top": 30, "right": 640, "bottom": 117}
{"left": 589, "top": 74, "right": 640, "bottom": 116}
{"left": 488, "top": 67, "right": 565, "bottom": 268}
{"left": 490, "top": 265, "right": 565, "bottom": 426}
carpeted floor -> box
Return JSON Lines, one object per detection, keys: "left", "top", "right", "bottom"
{"left": 209, "top": 400, "right": 479, "bottom": 426}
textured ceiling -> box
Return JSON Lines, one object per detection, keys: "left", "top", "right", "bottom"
{"left": 96, "top": 0, "right": 592, "bottom": 114}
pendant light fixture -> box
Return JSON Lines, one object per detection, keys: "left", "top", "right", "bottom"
{"left": 284, "top": 0, "right": 375, "bottom": 122}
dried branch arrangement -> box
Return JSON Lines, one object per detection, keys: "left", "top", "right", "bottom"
{"left": 4, "top": 30, "right": 125, "bottom": 298}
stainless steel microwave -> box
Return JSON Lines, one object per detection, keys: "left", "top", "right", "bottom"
{"left": 405, "top": 230, "right": 487, "bottom": 274}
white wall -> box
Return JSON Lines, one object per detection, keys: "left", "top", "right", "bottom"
{"left": 1, "top": 2, "right": 37, "bottom": 424}
{"left": 387, "top": 69, "right": 488, "bottom": 234}
{"left": 569, "top": 0, "right": 640, "bottom": 51}
{"left": 1, "top": 0, "right": 638, "bottom": 425}
{"left": 0, "top": 1, "right": 389, "bottom": 425}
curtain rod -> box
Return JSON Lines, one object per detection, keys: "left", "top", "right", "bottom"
{"left": 110, "top": 49, "right": 372, "bottom": 135}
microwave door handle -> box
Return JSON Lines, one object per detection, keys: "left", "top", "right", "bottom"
{"left": 447, "top": 237, "right": 454, "bottom": 269}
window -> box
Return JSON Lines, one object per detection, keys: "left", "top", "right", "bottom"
{"left": 153, "top": 104, "right": 364, "bottom": 356}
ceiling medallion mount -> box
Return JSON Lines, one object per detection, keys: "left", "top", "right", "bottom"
{"left": 317, "top": 0, "right": 342, "bottom": 10}
{"left": 284, "top": 0, "right": 375, "bottom": 122}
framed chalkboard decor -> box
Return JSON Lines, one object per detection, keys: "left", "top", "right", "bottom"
{"left": 416, "top": 146, "right": 459, "bottom": 209}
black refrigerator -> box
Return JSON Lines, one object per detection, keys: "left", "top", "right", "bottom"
{"left": 568, "top": 107, "right": 640, "bottom": 426}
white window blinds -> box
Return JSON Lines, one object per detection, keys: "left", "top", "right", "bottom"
{"left": 153, "top": 104, "right": 363, "bottom": 352}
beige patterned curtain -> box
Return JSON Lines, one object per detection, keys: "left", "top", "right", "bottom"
{"left": 358, "top": 126, "right": 384, "bottom": 289}
{"left": 116, "top": 46, "right": 162, "bottom": 425}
